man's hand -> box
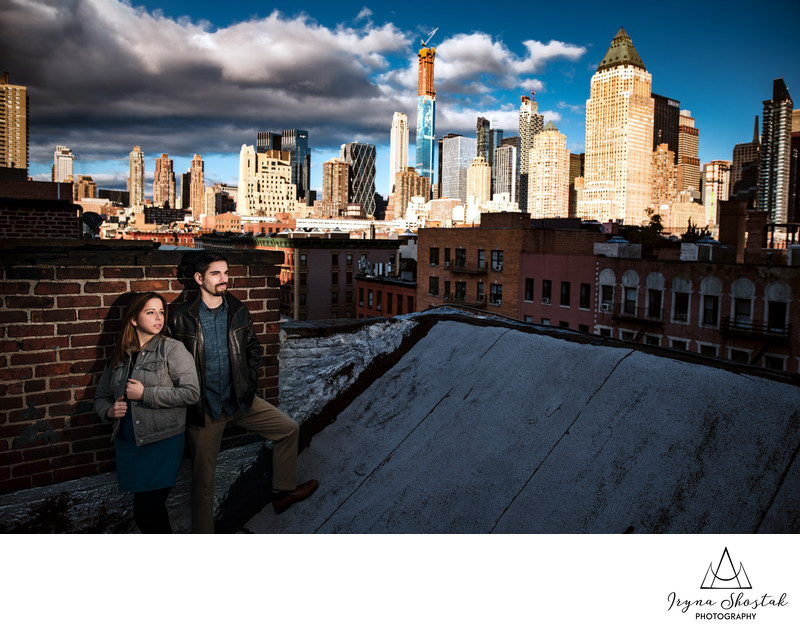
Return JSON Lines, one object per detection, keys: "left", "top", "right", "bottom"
{"left": 107, "top": 396, "right": 127, "bottom": 419}
{"left": 126, "top": 379, "right": 144, "bottom": 401}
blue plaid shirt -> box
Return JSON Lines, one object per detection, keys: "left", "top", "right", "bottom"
{"left": 198, "top": 297, "right": 238, "bottom": 420}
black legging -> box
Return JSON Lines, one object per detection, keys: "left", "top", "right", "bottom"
{"left": 133, "top": 488, "right": 173, "bottom": 534}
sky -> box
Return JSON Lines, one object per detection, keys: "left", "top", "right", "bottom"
{"left": 2, "top": 0, "right": 799, "bottom": 198}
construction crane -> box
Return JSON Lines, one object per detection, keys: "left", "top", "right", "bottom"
{"left": 421, "top": 27, "right": 438, "bottom": 47}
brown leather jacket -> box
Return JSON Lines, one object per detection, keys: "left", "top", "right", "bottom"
{"left": 167, "top": 293, "right": 262, "bottom": 426}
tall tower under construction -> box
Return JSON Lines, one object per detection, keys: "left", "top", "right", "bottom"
{"left": 415, "top": 40, "right": 436, "bottom": 186}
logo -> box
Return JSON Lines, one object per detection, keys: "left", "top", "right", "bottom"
{"left": 666, "top": 547, "right": 789, "bottom": 622}
{"left": 700, "top": 547, "right": 752, "bottom": 589}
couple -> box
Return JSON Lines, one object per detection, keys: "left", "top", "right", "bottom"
{"left": 93, "top": 252, "right": 318, "bottom": 533}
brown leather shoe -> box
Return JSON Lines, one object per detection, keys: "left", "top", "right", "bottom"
{"left": 272, "top": 479, "right": 319, "bottom": 514}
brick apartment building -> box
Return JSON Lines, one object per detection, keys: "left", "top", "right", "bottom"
{"left": 203, "top": 232, "right": 402, "bottom": 321}
{"left": 418, "top": 211, "right": 800, "bottom": 373}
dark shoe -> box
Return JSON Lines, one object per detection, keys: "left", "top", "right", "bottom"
{"left": 272, "top": 479, "right": 319, "bottom": 514}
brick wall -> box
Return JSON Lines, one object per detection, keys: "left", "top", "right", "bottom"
{"left": 0, "top": 240, "right": 283, "bottom": 494}
{"left": 0, "top": 200, "right": 82, "bottom": 240}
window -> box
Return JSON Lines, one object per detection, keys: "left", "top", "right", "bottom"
{"left": 541, "top": 318, "right": 551, "bottom": 325}
{"left": 430, "top": 247, "right": 440, "bottom": 266}
{"left": 491, "top": 250, "right": 504, "bottom": 271}
{"left": 578, "top": 324, "right": 589, "bottom": 333}
{"left": 387, "top": 293, "right": 393, "bottom": 314}
{"left": 455, "top": 282, "right": 466, "bottom": 300}
{"left": 300, "top": 273, "right": 307, "bottom": 286}
{"left": 346, "top": 271, "right": 353, "bottom": 285}
{"left": 764, "top": 355, "right": 785, "bottom": 371}
{"left": 621, "top": 331, "right": 634, "bottom": 342}
{"left": 455, "top": 248, "right": 466, "bottom": 268}
{"left": 623, "top": 287, "right": 636, "bottom": 314}
{"left": 542, "top": 280, "right": 552, "bottom": 303}
{"left": 332, "top": 253, "right": 339, "bottom": 266}
{"left": 477, "top": 281, "right": 485, "bottom": 302}
{"left": 332, "top": 272, "right": 338, "bottom": 285}
{"left": 524, "top": 315, "right": 533, "bottom": 323}
{"left": 444, "top": 248, "right": 451, "bottom": 266}
{"left": 358, "top": 287, "right": 364, "bottom": 307}
{"left": 699, "top": 344, "right": 717, "bottom": 357}
{"left": 367, "top": 290, "right": 373, "bottom": 309}
{"left": 730, "top": 349, "right": 749, "bottom": 364}
{"left": 734, "top": 298, "right": 752, "bottom": 327}
{"left": 702, "top": 295, "right": 719, "bottom": 326}
{"left": 560, "top": 282, "right": 571, "bottom": 307}
{"left": 580, "top": 283, "right": 591, "bottom": 309}
{"left": 559, "top": 321, "right": 569, "bottom": 328}
{"left": 429, "top": 276, "right": 439, "bottom": 296}
{"left": 598, "top": 327, "right": 611, "bottom": 337}
{"left": 299, "top": 253, "right": 307, "bottom": 266}
{"left": 299, "top": 293, "right": 306, "bottom": 306}
{"left": 345, "top": 290, "right": 353, "bottom": 304}
{"left": 477, "top": 249, "right": 486, "bottom": 270}
{"left": 673, "top": 292, "right": 689, "bottom": 322}
{"left": 331, "top": 291, "right": 339, "bottom": 304}
{"left": 601, "top": 284, "right": 613, "bottom": 307}
{"left": 645, "top": 335, "right": 660, "bottom": 346}
{"left": 525, "top": 278, "right": 534, "bottom": 302}
{"left": 490, "top": 283, "right": 503, "bottom": 305}
{"left": 767, "top": 301, "right": 787, "bottom": 332}
{"left": 376, "top": 291, "right": 382, "bottom": 311}
{"left": 346, "top": 253, "right": 353, "bottom": 266}
{"left": 407, "top": 295, "right": 414, "bottom": 312}
{"left": 444, "top": 280, "right": 451, "bottom": 299}
{"left": 647, "top": 289, "right": 662, "bottom": 318}
{"left": 671, "top": 339, "right": 687, "bottom": 351}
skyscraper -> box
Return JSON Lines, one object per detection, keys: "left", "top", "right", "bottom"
{"left": 73, "top": 175, "right": 96, "bottom": 201}
{"left": 153, "top": 153, "right": 176, "bottom": 209}
{"left": 128, "top": 146, "right": 145, "bottom": 209}
{"left": 237, "top": 145, "right": 296, "bottom": 215}
{"left": 677, "top": 110, "right": 700, "bottom": 194}
{"left": 476, "top": 117, "right": 490, "bottom": 162}
{"left": 494, "top": 144, "right": 518, "bottom": 204}
{"left": 758, "top": 78, "right": 794, "bottom": 223}
{"left": 652, "top": 143, "right": 677, "bottom": 214}
{"left": 730, "top": 116, "right": 760, "bottom": 208}
{"left": 652, "top": 94, "right": 680, "bottom": 157}
{"left": 178, "top": 172, "right": 191, "bottom": 210}
{"left": 0, "top": 73, "right": 29, "bottom": 172}
{"left": 52, "top": 146, "right": 74, "bottom": 183}
{"left": 415, "top": 43, "right": 436, "bottom": 183}
{"left": 282, "top": 129, "right": 311, "bottom": 200}
{"left": 528, "top": 122, "right": 570, "bottom": 218}
{"left": 341, "top": 142, "right": 376, "bottom": 217}
{"left": 394, "top": 167, "right": 430, "bottom": 219}
{"left": 390, "top": 112, "right": 409, "bottom": 192}
{"left": 189, "top": 153, "right": 205, "bottom": 218}
{"left": 466, "top": 156, "right": 492, "bottom": 207}
{"left": 257, "top": 131, "right": 282, "bottom": 153}
{"left": 702, "top": 160, "right": 732, "bottom": 226}
{"left": 441, "top": 135, "right": 477, "bottom": 204}
{"left": 518, "top": 94, "right": 544, "bottom": 211}
{"left": 322, "top": 157, "right": 350, "bottom": 212}
{"left": 578, "top": 28, "right": 654, "bottom": 225}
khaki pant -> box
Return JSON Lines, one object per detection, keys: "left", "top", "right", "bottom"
{"left": 187, "top": 396, "right": 299, "bottom": 533}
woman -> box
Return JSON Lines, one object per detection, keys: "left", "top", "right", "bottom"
{"left": 94, "top": 292, "right": 199, "bottom": 533}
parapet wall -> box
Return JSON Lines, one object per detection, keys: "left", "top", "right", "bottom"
{"left": 0, "top": 240, "right": 283, "bottom": 494}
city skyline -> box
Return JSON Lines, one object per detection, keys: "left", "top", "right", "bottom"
{"left": 2, "top": 0, "right": 798, "bottom": 198}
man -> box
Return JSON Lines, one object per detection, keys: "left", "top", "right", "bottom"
{"left": 169, "top": 251, "right": 318, "bottom": 533}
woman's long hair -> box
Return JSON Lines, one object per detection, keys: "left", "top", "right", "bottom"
{"left": 109, "top": 292, "right": 168, "bottom": 367}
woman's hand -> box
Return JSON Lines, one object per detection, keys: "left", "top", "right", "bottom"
{"left": 106, "top": 396, "right": 128, "bottom": 419}
{"left": 125, "top": 379, "right": 145, "bottom": 401}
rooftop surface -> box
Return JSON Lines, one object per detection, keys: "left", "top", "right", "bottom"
{"left": 249, "top": 315, "right": 800, "bottom": 533}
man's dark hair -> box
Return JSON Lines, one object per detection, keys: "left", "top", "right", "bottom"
{"left": 194, "top": 251, "right": 228, "bottom": 276}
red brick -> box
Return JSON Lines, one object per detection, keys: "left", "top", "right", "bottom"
{"left": 0, "top": 340, "right": 20, "bottom": 353}
{"left": 247, "top": 265, "right": 275, "bottom": 277}
{"left": 70, "top": 333, "right": 115, "bottom": 347}
{"left": 59, "top": 426, "right": 94, "bottom": 442}
{"left": 59, "top": 347, "right": 104, "bottom": 361}
{"left": 0, "top": 467, "right": 10, "bottom": 481}
{"left": 49, "top": 374, "right": 94, "bottom": 389}
{"left": 21, "top": 336, "right": 69, "bottom": 351}
{"left": 56, "top": 295, "right": 101, "bottom": 307}
{"left": 30, "top": 309, "right": 77, "bottom": 323}
{"left": 248, "top": 289, "right": 272, "bottom": 299}
{"left": 69, "top": 359, "right": 103, "bottom": 374}
{"left": 11, "top": 351, "right": 58, "bottom": 366}
{"left": 77, "top": 307, "right": 122, "bottom": 321}
{"left": 0, "top": 281, "right": 30, "bottom": 294}
{"left": 34, "top": 282, "right": 82, "bottom": 295}
{"left": 144, "top": 265, "right": 179, "bottom": 277}
{"left": 130, "top": 279, "right": 170, "bottom": 292}
{"left": 24, "top": 379, "right": 47, "bottom": 393}
{"left": 5, "top": 296, "right": 54, "bottom": 309}
{"left": 12, "top": 459, "right": 54, "bottom": 476}
{"left": 71, "top": 436, "right": 111, "bottom": 452}
{"left": 22, "top": 443, "right": 69, "bottom": 461}
{"left": 0, "top": 310, "right": 28, "bottom": 324}
{"left": 84, "top": 281, "right": 128, "bottom": 293}
{"left": 5, "top": 268, "right": 54, "bottom": 280}
{"left": 35, "top": 363, "right": 71, "bottom": 377}
{"left": 7, "top": 324, "right": 55, "bottom": 338}
{"left": 56, "top": 268, "right": 101, "bottom": 280}
{"left": 26, "top": 391, "right": 71, "bottom": 406}
{"left": 103, "top": 267, "right": 144, "bottom": 279}
{"left": 52, "top": 464, "right": 97, "bottom": 483}
{"left": 57, "top": 321, "right": 101, "bottom": 335}
{"left": 0, "top": 366, "right": 33, "bottom": 381}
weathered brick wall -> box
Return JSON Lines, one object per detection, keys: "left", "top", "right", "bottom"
{"left": 0, "top": 240, "right": 282, "bottom": 494}
{"left": 0, "top": 201, "right": 82, "bottom": 240}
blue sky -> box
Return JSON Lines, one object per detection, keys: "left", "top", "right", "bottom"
{"left": 2, "top": 0, "right": 798, "bottom": 197}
